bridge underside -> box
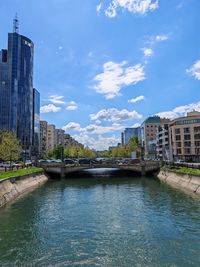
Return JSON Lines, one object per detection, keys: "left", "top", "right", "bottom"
{"left": 44, "top": 163, "right": 160, "bottom": 179}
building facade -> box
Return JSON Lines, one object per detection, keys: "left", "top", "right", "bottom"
{"left": 170, "top": 111, "right": 200, "bottom": 162}
{"left": 141, "top": 116, "right": 170, "bottom": 159}
{"left": 121, "top": 127, "right": 141, "bottom": 146}
{"left": 156, "top": 124, "right": 170, "bottom": 161}
{"left": 0, "top": 21, "right": 35, "bottom": 157}
{"left": 47, "top": 124, "right": 56, "bottom": 151}
{"left": 32, "top": 88, "right": 40, "bottom": 156}
{"left": 39, "top": 120, "right": 48, "bottom": 157}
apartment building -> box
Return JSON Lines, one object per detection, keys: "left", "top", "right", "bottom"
{"left": 141, "top": 116, "right": 170, "bottom": 159}
{"left": 47, "top": 124, "right": 56, "bottom": 151}
{"left": 170, "top": 111, "right": 200, "bottom": 162}
{"left": 156, "top": 124, "right": 171, "bottom": 161}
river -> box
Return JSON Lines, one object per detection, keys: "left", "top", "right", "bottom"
{"left": 0, "top": 170, "right": 200, "bottom": 266}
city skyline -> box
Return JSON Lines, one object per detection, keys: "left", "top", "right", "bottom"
{"left": 0, "top": 0, "right": 200, "bottom": 150}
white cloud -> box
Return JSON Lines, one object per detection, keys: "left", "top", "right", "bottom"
{"left": 90, "top": 108, "right": 142, "bottom": 122}
{"left": 128, "top": 95, "right": 145, "bottom": 103}
{"left": 62, "top": 122, "right": 82, "bottom": 132}
{"left": 105, "top": 0, "right": 159, "bottom": 18}
{"left": 66, "top": 101, "right": 78, "bottom": 111}
{"left": 96, "top": 3, "right": 103, "bottom": 12}
{"left": 156, "top": 101, "right": 200, "bottom": 119}
{"left": 49, "top": 95, "right": 65, "bottom": 105}
{"left": 186, "top": 60, "right": 200, "bottom": 80}
{"left": 94, "top": 61, "right": 145, "bottom": 99}
{"left": 72, "top": 134, "right": 120, "bottom": 151}
{"left": 40, "top": 104, "right": 61, "bottom": 113}
{"left": 142, "top": 47, "right": 153, "bottom": 57}
{"left": 62, "top": 121, "right": 123, "bottom": 135}
{"left": 155, "top": 34, "right": 169, "bottom": 42}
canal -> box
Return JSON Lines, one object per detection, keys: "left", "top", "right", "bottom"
{"left": 0, "top": 170, "right": 200, "bottom": 266}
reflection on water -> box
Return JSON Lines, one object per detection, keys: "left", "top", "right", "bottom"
{"left": 0, "top": 175, "right": 200, "bottom": 267}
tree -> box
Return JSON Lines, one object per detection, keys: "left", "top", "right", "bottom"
{"left": 0, "top": 131, "right": 21, "bottom": 162}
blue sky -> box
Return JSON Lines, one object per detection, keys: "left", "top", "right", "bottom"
{"left": 0, "top": 0, "right": 200, "bottom": 150}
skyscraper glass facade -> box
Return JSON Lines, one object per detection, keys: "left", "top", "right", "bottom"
{"left": 0, "top": 31, "right": 34, "bottom": 155}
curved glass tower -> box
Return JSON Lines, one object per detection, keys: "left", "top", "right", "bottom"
{"left": 0, "top": 21, "right": 35, "bottom": 157}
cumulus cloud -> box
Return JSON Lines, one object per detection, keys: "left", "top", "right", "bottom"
{"left": 66, "top": 101, "right": 78, "bottom": 110}
{"left": 72, "top": 134, "right": 120, "bottom": 151}
{"left": 62, "top": 121, "right": 124, "bottom": 135}
{"left": 156, "top": 101, "right": 200, "bottom": 119}
{"left": 128, "top": 95, "right": 145, "bottom": 103}
{"left": 94, "top": 61, "right": 145, "bottom": 99}
{"left": 40, "top": 104, "right": 61, "bottom": 113}
{"left": 186, "top": 60, "right": 200, "bottom": 80}
{"left": 90, "top": 108, "right": 142, "bottom": 122}
{"left": 105, "top": 0, "right": 159, "bottom": 18}
{"left": 142, "top": 47, "right": 153, "bottom": 57}
{"left": 62, "top": 122, "right": 82, "bottom": 132}
{"left": 49, "top": 95, "right": 65, "bottom": 105}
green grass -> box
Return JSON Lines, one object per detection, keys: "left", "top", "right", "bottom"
{"left": 161, "top": 166, "right": 200, "bottom": 176}
{"left": 0, "top": 167, "right": 44, "bottom": 180}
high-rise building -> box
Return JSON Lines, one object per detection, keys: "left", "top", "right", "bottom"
{"left": 0, "top": 18, "right": 34, "bottom": 156}
{"left": 122, "top": 127, "right": 141, "bottom": 146}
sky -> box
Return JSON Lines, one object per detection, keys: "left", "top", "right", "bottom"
{"left": 0, "top": 0, "right": 200, "bottom": 150}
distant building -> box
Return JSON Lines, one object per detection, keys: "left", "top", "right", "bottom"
{"left": 55, "top": 129, "right": 65, "bottom": 146}
{"left": 156, "top": 124, "right": 170, "bottom": 161}
{"left": 141, "top": 116, "right": 170, "bottom": 159}
{"left": 121, "top": 127, "right": 141, "bottom": 146}
{"left": 170, "top": 111, "right": 200, "bottom": 162}
{"left": 40, "top": 121, "right": 48, "bottom": 157}
{"left": 47, "top": 124, "right": 56, "bottom": 151}
{"left": 32, "top": 89, "right": 40, "bottom": 156}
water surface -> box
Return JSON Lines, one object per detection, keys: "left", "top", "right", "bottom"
{"left": 0, "top": 173, "right": 199, "bottom": 266}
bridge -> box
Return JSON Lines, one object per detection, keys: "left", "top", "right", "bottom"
{"left": 40, "top": 161, "right": 161, "bottom": 178}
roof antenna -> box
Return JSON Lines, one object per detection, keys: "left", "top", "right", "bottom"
{"left": 13, "top": 13, "right": 19, "bottom": 33}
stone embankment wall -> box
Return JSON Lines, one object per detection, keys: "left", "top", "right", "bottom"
{"left": 158, "top": 170, "right": 200, "bottom": 195}
{"left": 0, "top": 172, "right": 48, "bottom": 208}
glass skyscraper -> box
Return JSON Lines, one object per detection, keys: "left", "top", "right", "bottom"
{"left": 0, "top": 21, "right": 37, "bottom": 157}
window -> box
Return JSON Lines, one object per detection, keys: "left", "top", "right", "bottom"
{"left": 194, "top": 127, "right": 200, "bottom": 133}
{"left": 194, "top": 134, "right": 200, "bottom": 140}
{"left": 177, "top": 149, "right": 182, "bottom": 154}
{"left": 184, "top": 134, "right": 191, "bottom": 140}
{"left": 175, "top": 128, "right": 180, "bottom": 134}
{"left": 184, "top": 148, "right": 191, "bottom": 154}
{"left": 177, "top": 142, "right": 181, "bottom": 147}
{"left": 184, "top": 127, "right": 190, "bottom": 133}
{"left": 195, "top": 141, "right": 200, "bottom": 147}
{"left": 176, "top": 135, "right": 181, "bottom": 141}
{"left": 184, "top": 141, "right": 191, "bottom": 147}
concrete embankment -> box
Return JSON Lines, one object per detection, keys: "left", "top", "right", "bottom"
{"left": 0, "top": 172, "right": 48, "bottom": 208}
{"left": 157, "top": 170, "right": 200, "bottom": 195}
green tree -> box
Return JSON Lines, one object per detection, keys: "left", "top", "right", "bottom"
{"left": 0, "top": 131, "right": 21, "bottom": 162}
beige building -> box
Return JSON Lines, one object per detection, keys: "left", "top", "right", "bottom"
{"left": 141, "top": 116, "right": 170, "bottom": 159}
{"left": 170, "top": 111, "right": 200, "bottom": 162}
{"left": 39, "top": 120, "right": 48, "bottom": 157}
{"left": 47, "top": 124, "right": 56, "bottom": 151}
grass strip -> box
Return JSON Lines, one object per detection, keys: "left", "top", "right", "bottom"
{"left": 161, "top": 166, "right": 200, "bottom": 176}
{"left": 0, "top": 167, "right": 44, "bottom": 180}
